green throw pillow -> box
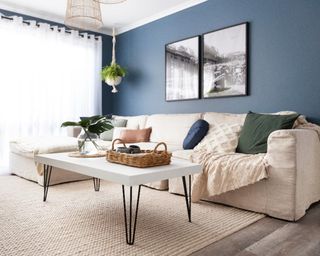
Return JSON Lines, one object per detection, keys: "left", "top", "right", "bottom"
{"left": 236, "top": 112, "right": 300, "bottom": 154}
{"left": 100, "top": 119, "right": 127, "bottom": 141}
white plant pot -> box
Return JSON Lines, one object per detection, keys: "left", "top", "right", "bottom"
{"left": 105, "top": 76, "right": 122, "bottom": 86}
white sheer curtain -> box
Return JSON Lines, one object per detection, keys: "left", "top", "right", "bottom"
{"left": 0, "top": 15, "right": 102, "bottom": 174}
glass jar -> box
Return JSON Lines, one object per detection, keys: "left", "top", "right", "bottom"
{"left": 77, "top": 129, "right": 100, "bottom": 155}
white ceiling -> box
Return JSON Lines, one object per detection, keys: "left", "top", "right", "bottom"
{"left": 0, "top": 0, "right": 207, "bottom": 35}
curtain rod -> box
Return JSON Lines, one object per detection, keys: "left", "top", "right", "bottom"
{"left": 0, "top": 15, "right": 100, "bottom": 40}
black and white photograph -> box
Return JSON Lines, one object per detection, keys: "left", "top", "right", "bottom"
{"left": 202, "top": 23, "right": 248, "bottom": 98}
{"left": 165, "top": 36, "right": 200, "bottom": 101}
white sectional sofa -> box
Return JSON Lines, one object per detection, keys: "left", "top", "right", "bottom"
{"left": 9, "top": 112, "right": 320, "bottom": 221}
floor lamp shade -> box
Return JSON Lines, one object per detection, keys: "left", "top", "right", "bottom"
{"left": 65, "top": 0, "right": 103, "bottom": 31}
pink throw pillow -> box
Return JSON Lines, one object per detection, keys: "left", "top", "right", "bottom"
{"left": 118, "top": 127, "right": 152, "bottom": 143}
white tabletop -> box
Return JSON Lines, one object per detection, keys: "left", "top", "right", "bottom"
{"left": 35, "top": 153, "right": 202, "bottom": 186}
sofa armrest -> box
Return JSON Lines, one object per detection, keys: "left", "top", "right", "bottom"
{"left": 266, "top": 129, "right": 320, "bottom": 220}
{"left": 67, "top": 127, "right": 81, "bottom": 138}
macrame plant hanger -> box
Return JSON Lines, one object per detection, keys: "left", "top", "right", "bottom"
{"left": 112, "top": 28, "right": 116, "bottom": 66}
{"left": 109, "top": 27, "right": 121, "bottom": 93}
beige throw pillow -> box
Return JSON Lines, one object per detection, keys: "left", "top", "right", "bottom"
{"left": 194, "top": 123, "right": 242, "bottom": 153}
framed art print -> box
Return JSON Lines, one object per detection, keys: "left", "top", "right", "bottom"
{"left": 202, "top": 22, "right": 248, "bottom": 98}
{"left": 165, "top": 36, "right": 200, "bottom": 101}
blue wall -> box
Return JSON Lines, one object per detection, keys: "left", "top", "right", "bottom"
{"left": 104, "top": 0, "right": 320, "bottom": 122}
{"left": 0, "top": 8, "right": 113, "bottom": 112}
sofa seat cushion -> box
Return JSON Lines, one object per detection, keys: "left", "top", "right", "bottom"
{"left": 98, "top": 140, "right": 113, "bottom": 150}
{"left": 172, "top": 150, "right": 193, "bottom": 161}
{"left": 10, "top": 136, "right": 79, "bottom": 159}
{"left": 124, "top": 142, "right": 182, "bottom": 152}
{"left": 108, "top": 142, "right": 181, "bottom": 155}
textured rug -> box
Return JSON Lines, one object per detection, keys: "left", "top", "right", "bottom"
{"left": 0, "top": 176, "right": 264, "bottom": 256}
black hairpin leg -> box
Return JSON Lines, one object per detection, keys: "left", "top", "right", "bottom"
{"left": 93, "top": 177, "right": 100, "bottom": 192}
{"left": 182, "top": 175, "right": 192, "bottom": 222}
{"left": 43, "top": 165, "right": 52, "bottom": 202}
{"left": 122, "top": 185, "right": 141, "bottom": 245}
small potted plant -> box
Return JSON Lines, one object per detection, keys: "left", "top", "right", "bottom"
{"left": 61, "top": 115, "right": 113, "bottom": 154}
{"left": 101, "top": 63, "right": 126, "bottom": 93}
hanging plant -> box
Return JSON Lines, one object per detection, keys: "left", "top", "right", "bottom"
{"left": 101, "top": 28, "right": 126, "bottom": 93}
{"left": 101, "top": 63, "right": 126, "bottom": 83}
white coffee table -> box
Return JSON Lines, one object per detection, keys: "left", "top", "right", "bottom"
{"left": 35, "top": 153, "right": 202, "bottom": 245}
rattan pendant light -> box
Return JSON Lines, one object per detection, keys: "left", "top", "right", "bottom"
{"left": 65, "top": 0, "right": 103, "bottom": 31}
{"left": 94, "top": 0, "right": 127, "bottom": 4}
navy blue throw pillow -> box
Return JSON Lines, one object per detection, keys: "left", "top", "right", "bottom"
{"left": 183, "top": 119, "right": 209, "bottom": 149}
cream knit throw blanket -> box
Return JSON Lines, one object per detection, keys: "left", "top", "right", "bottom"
{"left": 190, "top": 152, "right": 268, "bottom": 202}
{"left": 190, "top": 115, "right": 320, "bottom": 202}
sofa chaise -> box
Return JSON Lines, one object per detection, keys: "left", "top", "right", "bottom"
{"left": 9, "top": 112, "right": 320, "bottom": 221}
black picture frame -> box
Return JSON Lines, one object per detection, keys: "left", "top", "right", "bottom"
{"left": 165, "top": 35, "right": 200, "bottom": 102}
{"left": 201, "top": 22, "right": 249, "bottom": 99}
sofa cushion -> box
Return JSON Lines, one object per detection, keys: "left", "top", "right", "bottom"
{"left": 236, "top": 112, "right": 300, "bottom": 154}
{"left": 10, "top": 136, "right": 78, "bottom": 159}
{"left": 10, "top": 152, "right": 90, "bottom": 185}
{"left": 203, "top": 112, "right": 246, "bottom": 126}
{"left": 125, "top": 142, "right": 182, "bottom": 152}
{"left": 172, "top": 150, "right": 193, "bottom": 161}
{"left": 194, "top": 123, "right": 242, "bottom": 153}
{"left": 113, "top": 115, "right": 148, "bottom": 129}
{"left": 118, "top": 127, "right": 152, "bottom": 143}
{"left": 112, "top": 127, "right": 130, "bottom": 141}
{"left": 146, "top": 113, "right": 202, "bottom": 146}
{"left": 10, "top": 136, "right": 113, "bottom": 159}
{"left": 183, "top": 120, "right": 209, "bottom": 149}
{"left": 100, "top": 119, "right": 127, "bottom": 141}
{"left": 98, "top": 140, "right": 112, "bottom": 150}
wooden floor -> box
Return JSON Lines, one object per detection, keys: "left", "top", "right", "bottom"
{"left": 191, "top": 202, "right": 320, "bottom": 256}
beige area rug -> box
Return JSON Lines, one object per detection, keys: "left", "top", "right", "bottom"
{"left": 0, "top": 176, "right": 265, "bottom": 256}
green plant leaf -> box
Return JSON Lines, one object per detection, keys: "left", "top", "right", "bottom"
{"left": 101, "top": 63, "right": 127, "bottom": 81}
{"left": 90, "top": 116, "right": 107, "bottom": 126}
{"left": 61, "top": 115, "right": 113, "bottom": 134}
{"left": 87, "top": 115, "right": 104, "bottom": 122}
{"left": 88, "top": 122, "right": 113, "bottom": 135}
{"left": 79, "top": 119, "right": 91, "bottom": 128}
{"left": 61, "top": 121, "right": 80, "bottom": 127}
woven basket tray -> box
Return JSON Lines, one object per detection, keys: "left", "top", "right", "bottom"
{"left": 106, "top": 139, "right": 172, "bottom": 168}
